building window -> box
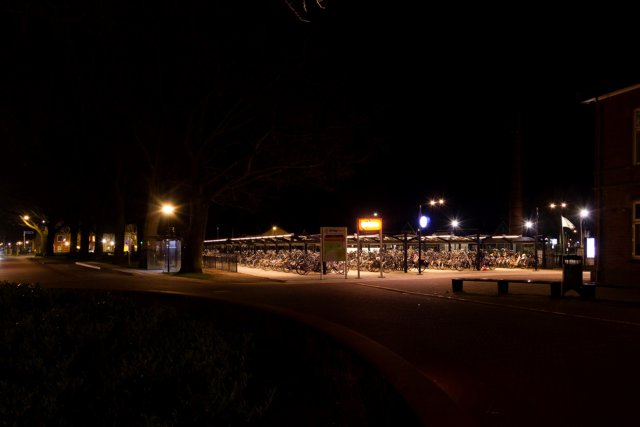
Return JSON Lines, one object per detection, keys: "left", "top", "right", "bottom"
{"left": 635, "top": 109, "right": 640, "bottom": 164}
{"left": 634, "top": 201, "right": 640, "bottom": 257}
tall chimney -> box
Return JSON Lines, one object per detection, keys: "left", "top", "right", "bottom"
{"left": 509, "top": 112, "right": 524, "bottom": 235}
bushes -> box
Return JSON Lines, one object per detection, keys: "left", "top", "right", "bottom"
{"left": 0, "top": 282, "right": 419, "bottom": 426}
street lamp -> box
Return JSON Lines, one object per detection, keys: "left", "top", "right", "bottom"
{"left": 549, "top": 202, "right": 567, "bottom": 262}
{"left": 417, "top": 204, "right": 430, "bottom": 275}
{"left": 161, "top": 204, "right": 176, "bottom": 273}
{"left": 449, "top": 219, "right": 459, "bottom": 251}
{"left": 579, "top": 209, "right": 589, "bottom": 259}
{"left": 525, "top": 219, "right": 539, "bottom": 271}
{"left": 429, "top": 198, "right": 445, "bottom": 208}
{"left": 161, "top": 204, "right": 175, "bottom": 216}
{"left": 22, "top": 216, "right": 29, "bottom": 253}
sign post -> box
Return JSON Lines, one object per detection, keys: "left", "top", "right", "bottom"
{"left": 357, "top": 217, "right": 384, "bottom": 278}
{"left": 321, "top": 227, "right": 348, "bottom": 279}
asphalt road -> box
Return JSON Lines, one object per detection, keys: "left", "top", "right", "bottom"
{"left": 2, "top": 255, "right": 639, "bottom": 427}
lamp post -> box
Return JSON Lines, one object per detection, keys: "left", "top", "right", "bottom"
{"left": 417, "top": 199, "right": 444, "bottom": 274}
{"left": 417, "top": 205, "right": 429, "bottom": 275}
{"left": 536, "top": 206, "right": 540, "bottom": 269}
{"left": 449, "top": 219, "right": 459, "bottom": 251}
{"left": 525, "top": 219, "right": 538, "bottom": 271}
{"left": 580, "top": 209, "right": 589, "bottom": 262}
{"left": 161, "top": 203, "right": 175, "bottom": 273}
{"left": 414, "top": 197, "right": 449, "bottom": 267}
{"left": 22, "top": 215, "right": 29, "bottom": 252}
{"left": 550, "top": 202, "right": 567, "bottom": 264}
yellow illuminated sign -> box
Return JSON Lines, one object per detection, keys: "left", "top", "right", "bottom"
{"left": 358, "top": 218, "right": 382, "bottom": 232}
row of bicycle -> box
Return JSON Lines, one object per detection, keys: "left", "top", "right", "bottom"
{"left": 228, "top": 248, "right": 537, "bottom": 274}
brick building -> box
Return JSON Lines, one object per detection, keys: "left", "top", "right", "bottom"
{"left": 585, "top": 83, "right": 640, "bottom": 286}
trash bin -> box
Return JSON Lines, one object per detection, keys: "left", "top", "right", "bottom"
{"left": 562, "top": 255, "right": 583, "bottom": 295}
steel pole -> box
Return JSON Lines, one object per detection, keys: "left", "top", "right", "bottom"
{"left": 417, "top": 227, "right": 422, "bottom": 275}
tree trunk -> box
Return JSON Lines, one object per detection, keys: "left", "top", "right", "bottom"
{"left": 69, "top": 222, "right": 79, "bottom": 259}
{"left": 94, "top": 223, "right": 104, "bottom": 257}
{"left": 112, "top": 185, "right": 126, "bottom": 265}
{"left": 79, "top": 222, "right": 90, "bottom": 260}
{"left": 45, "top": 219, "right": 56, "bottom": 257}
{"left": 38, "top": 227, "right": 48, "bottom": 256}
{"left": 140, "top": 200, "right": 163, "bottom": 269}
{"left": 180, "top": 197, "right": 209, "bottom": 274}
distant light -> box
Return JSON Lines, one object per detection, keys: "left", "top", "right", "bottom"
{"left": 419, "top": 215, "right": 429, "bottom": 229}
{"left": 451, "top": 220, "right": 459, "bottom": 228}
{"left": 580, "top": 209, "right": 589, "bottom": 219}
{"left": 23, "top": 215, "right": 30, "bottom": 220}
{"left": 161, "top": 204, "right": 175, "bottom": 215}
{"left": 549, "top": 202, "right": 567, "bottom": 209}
{"left": 525, "top": 221, "right": 533, "bottom": 229}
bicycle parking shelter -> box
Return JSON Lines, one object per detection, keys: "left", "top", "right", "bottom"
{"left": 204, "top": 232, "right": 536, "bottom": 252}
{"left": 204, "top": 232, "right": 538, "bottom": 272}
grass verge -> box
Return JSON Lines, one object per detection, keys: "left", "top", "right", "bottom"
{"left": 0, "top": 282, "right": 421, "bottom": 426}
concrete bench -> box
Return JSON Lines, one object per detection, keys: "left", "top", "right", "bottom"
{"left": 451, "top": 277, "right": 563, "bottom": 297}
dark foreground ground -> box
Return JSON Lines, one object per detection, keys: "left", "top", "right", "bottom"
{"left": 0, "top": 283, "right": 421, "bottom": 427}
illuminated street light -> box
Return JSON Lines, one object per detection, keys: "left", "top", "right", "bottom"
{"left": 579, "top": 209, "right": 589, "bottom": 262}
{"left": 524, "top": 218, "right": 539, "bottom": 270}
{"left": 416, "top": 204, "right": 431, "bottom": 275}
{"left": 417, "top": 199, "right": 446, "bottom": 274}
{"left": 449, "top": 219, "right": 459, "bottom": 252}
{"left": 161, "top": 203, "right": 176, "bottom": 273}
{"left": 161, "top": 204, "right": 175, "bottom": 215}
{"left": 549, "top": 202, "right": 567, "bottom": 260}
{"left": 579, "top": 209, "right": 589, "bottom": 245}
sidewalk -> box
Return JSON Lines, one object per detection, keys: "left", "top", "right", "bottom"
{"left": 77, "top": 259, "right": 640, "bottom": 326}
{"left": 226, "top": 265, "right": 640, "bottom": 326}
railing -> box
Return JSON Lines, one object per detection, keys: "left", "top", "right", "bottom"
{"left": 202, "top": 254, "right": 238, "bottom": 272}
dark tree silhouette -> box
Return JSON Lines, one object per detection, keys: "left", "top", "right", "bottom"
{"left": 166, "top": 78, "right": 361, "bottom": 273}
{"left": 1, "top": 0, "right": 374, "bottom": 272}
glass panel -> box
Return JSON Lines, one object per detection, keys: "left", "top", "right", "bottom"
{"left": 636, "top": 202, "right": 640, "bottom": 220}
{"left": 636, "top": 131, "right": 640, "bottom": 164}
{"left": 635, "top": 109, "right": 640, "bottom": 128}
{"left": 635, "top": 224, "right": 640, "bottom": 257}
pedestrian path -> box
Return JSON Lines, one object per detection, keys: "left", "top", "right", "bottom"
{"left": 73, "top": 258, "right": 640, "bottom": 325}
{"left": 227, "top": 265, "right": 640, "bottom": 325}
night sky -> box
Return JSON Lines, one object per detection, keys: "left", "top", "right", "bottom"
{"left": 2, "top": 1, "right": 639, "bottom": 240}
